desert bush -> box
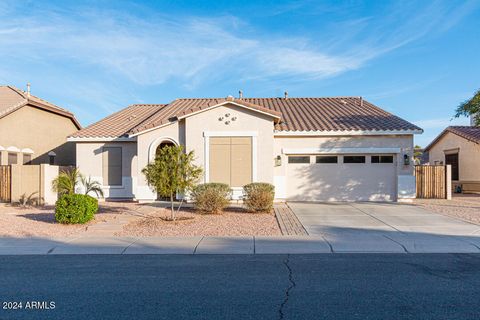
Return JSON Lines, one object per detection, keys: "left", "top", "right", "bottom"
{"left": 243, "top": 183, "right": 275, "bottom": 213}
{"left": 191, "top": 183, "right": 231, "bottom": 214}
{"left": 17, "top": 192, "right": 41, "bottom": 207}
{"left": 55, "top": 194, "right": 98, "bottom": 224}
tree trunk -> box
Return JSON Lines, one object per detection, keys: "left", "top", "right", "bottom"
{"left": 170, "top": 193, "right": 175, "bottom": 221}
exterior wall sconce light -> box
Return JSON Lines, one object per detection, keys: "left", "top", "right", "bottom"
{"left": 48, "top": 151, "right": 57, "bottom": 165}
{"left": 275, "top": 155, "right": 282, "bottom": 166}
{"left": 403, "top": 154, "right": 410, "bottom": 166}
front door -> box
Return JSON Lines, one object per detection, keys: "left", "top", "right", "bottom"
{"left": 445, "top": 153, "right": 459, "bottom": 181}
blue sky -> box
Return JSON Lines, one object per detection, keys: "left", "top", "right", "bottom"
{"left": 1, "top": 0, "right": 479, "bottom": 147}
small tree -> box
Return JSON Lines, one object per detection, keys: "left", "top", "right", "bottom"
{"left": 454, "top": 88, "right": 480, "bottom": 125}
{"left": 413, "top": 145, "right": 423, "bottom": 165}
{"left": 142, "top": 145, "right": 202, "bottom": 221}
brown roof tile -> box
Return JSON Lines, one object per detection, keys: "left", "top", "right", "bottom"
{"left": 70, "top": 104, "right": 166, "bottom": 138}
{"left": 70, "top": 97, "right": 421, "bottom": 138}
{"left": 0, "top": 85, "right": 80, "bottom": 128}
{"left": 425, "top": 126, "right": 480, "bottom": 151}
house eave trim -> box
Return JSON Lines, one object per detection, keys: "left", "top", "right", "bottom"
{"left": 274, "top": 129, "right": 423, "bottom": 136}
{"left": 177, "top": 101, "right": 281, "bottom": 122}
{"left": 67, "top": 137, "right": 137, "bottom": 142}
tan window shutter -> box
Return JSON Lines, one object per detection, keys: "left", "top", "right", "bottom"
{"left": 209, "top": 137, "right": 252, "bottom": 187}
{"left": 209, "top": 138, "right": 231, "bottom": 185}
{"left": 231, "top": 137, "right": 252, "bottom": 187}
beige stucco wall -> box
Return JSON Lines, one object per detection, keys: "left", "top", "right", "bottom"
{"left": 136, "top": 122, "right": 182, "bottom": 200}
{"left": 75, "top": 142, "right": 137, "bottom": 198}
{"left": 76, "top": 104, "right": 416, "bottom": 202}
{"left": 134, "top": 104, "right": 275, "bottom": 200}
{"left": 0, "top": 105, "right": 78, "bottom": 166}
{"left": 185, "top": 104, "right": 274, "bottom": 184}
{"left": 273, "top": 135, "right": 415, "bottom": 200}
{"left": 428, "top": 132, "right": 480, "bottom": 182}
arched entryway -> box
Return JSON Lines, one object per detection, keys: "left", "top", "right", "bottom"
{"left": 147, "top": 137, "right": 179, "bottom": 201}
{"left": 155, "top": 141, "right": 175, "bottom": 158}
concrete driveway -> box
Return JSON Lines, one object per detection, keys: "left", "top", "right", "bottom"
{"left": 288, "top": 202, "right": 480, "bottom": 253}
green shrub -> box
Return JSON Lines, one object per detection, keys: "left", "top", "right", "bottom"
{"left": 191, "top": 183, "right": 231, "bottom": 214}
{"left": 243, "top": 183, "right": 275, "bottom": 213}
{"left": 55, "top": 194, "right": 98, "bottom": 224}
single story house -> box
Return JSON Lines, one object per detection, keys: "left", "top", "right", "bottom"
{"left": 425, "top": 125, "right": 480, "bottom": 193}
{"left": 0, "top": 85, "right": 81, "bottom": 166}
{"left": 68, "top": 96, "right": 422, "bottom": 202}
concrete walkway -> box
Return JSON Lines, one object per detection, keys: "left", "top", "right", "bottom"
{"left": 0, "top": 233, "right": 479, "bottom": 254}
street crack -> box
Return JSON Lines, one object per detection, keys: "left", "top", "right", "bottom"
{"left": 279, "top": 254, "right": 295, "bottom": 320}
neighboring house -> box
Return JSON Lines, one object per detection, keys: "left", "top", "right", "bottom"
{"left": 425, "top": 126, "right": 480, "bottom": 192}
{"left": 69, "top": 96, "right": 422, "bottom": 202}
{"left": 0, "top": 85, "right": 81, "bottom": 166}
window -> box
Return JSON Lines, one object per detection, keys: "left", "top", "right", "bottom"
{"left": 316, "top": 156, "right": 338, "bottom": 163}
{"left": 23, "top": 154, "right": 32, "bottom": 165}
{"left": 371, "top": 155, "right": 394, "bottom": 163}
{"left": 8, "top": 153, "right": 17, "bottom": 165}
{"left": 209, "top": 137, "right": 252, "bottom": 187}
{"left": 343, "top": 156, "right": 365, "bottom": 163}
{"left": 102, "top": 147, "right": 122, "bottom": 186}
{"left": 288, "top": 156, "right": 310, "bottom": 164}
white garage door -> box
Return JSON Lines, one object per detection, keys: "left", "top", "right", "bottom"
{"left": 286, "top": 154, "right": 397, "bottom": 201}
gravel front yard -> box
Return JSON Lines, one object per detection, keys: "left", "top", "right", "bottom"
{"left": 117, "top": 207, "right": 282, "bottom": 237}
{"left": 414, "top": 195, "right": 480, "bottom": 225}
{"left": 0, "top": 202, "right": 282, "bottom": 237}
{"left": 0, "top": 202, "right": 134, "bottom": 238}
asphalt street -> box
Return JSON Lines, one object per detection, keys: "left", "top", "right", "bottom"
{"left": 1, "top": 254, "right": 480, "bottom": 320}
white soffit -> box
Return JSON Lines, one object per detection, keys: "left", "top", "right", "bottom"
{"left": 21, "top": 148, "right": 34, "bottom": 154}
{"left": 67, "top": 137, "right": 137, "bottom": 142}
{"left": 274, "top": 130, "right": 422, "bottom": 136}
{"left": 282, "top": 147, "right": 402, "bottom": 154}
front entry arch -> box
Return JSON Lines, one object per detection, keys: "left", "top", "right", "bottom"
{"left": 148, "top": 136, "right": 178, "bottom": 163}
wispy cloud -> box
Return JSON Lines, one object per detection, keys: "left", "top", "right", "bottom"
{"left": 0, "top": 1, "right": 476, "bottom": 89}
{"left": 414, "top": 117, "right": 470, "bottom": 130}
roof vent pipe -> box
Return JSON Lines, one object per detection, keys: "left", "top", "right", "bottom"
{"left": 359, "top": 96, "right": 363, "bottom": 107}
{"left": 284, "top": 91, "right": 288, "bottom": 99}
{"left": 239, "top": 90, "right": 243, "bottom": 99}
{"left": 26, "top": 83, "right": 31, "bottom": 97}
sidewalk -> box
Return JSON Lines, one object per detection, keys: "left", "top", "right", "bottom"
{"left": 0, "top": 233, "right": 479, "bottom": 254}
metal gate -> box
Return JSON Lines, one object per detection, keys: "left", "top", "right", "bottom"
{"left": 0, "top": 165, "right": 11, "bottom": 202}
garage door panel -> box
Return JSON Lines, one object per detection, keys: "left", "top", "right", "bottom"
{"left": 286, "top": 156, "right": 396, "bottom": 201}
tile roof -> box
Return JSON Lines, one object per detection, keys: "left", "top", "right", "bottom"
{"left": 425, "top": 126, "right": 480, "bottom": 151}
{"left": 70, "top": 97, "right": 422, "bottom": 138}
{"left": 70, "top": 104, "right": 166, "bottom": 138}
{"left": 0, "top": 85, "right": 81, "bottom": 128}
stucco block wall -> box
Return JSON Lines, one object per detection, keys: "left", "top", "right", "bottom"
{"left": 428, "top": 132, "right": 480, "bottom": 181}
{"left": 0, "top": 106, "right": 78, "bottom": 165}
{"left": 76, "top": 142, "right": 137, "bottom": 198}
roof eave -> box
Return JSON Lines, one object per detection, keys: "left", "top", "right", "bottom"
{"left": 27, "top": 99, "right": 82, "bottom": 129}
{"left": 67, "top": 136, "right": 137, "bottom": 142}
{"left": 274, "top": 129, "right": 423, "bottom": 136}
